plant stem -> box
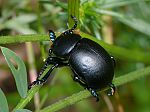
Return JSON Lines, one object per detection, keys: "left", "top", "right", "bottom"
{"left": 0, "top": 34, "right": 49, "bottom": 44}
{"left": 12, "top": 86, "right": 41, "bottom": 111}
{"left": 102, "top": 15, "right": 113, "bottom": 44}
{"left": 40, "top": 66, "right": 150, "bottom": 112}
{"left": 36, "top": 0, "right": 47, "bottom": 60}
{"left": 0, "top": 33, "right": 150, "bottom": 63}
{"left": 25, "top": 42, "right": 40, "bottom": 110}
{"left": 68, "top": 0, "right": 80, "bottom": 29}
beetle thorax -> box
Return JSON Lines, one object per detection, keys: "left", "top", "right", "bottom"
{"left": 52, "top": 34, "right": 81, "bottom": 58}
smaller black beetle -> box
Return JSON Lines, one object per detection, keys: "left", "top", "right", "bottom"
{"left": 29, "top": 16, "right": 115, "bottom": 101}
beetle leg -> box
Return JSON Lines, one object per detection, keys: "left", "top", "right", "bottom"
{"left": 37, "top": 57, "right": 67, "bottom": 79}
{"left": 73, "top": 76, "right": 99, "bottom": 101}
{"left": 28, "top": 64, "right": 59, "bottom": 89}
{"left": 29, "top": 57, "right": 68, "bottom": 89}
{"left": 48, "top": 49, "right": 53, "bottom": 56}
{"left": 37, "top": 63, "right": 59, "bottom": 84}
{"left": 89, "top": 88, "right": 99, "bottom": 102}
{"left": 73, "top": 76, "right": 88, "bottom": 88}
{"left": 37, "top": 56, "right": 56, "bottom": 79}
{"left": 107, "top": 83, "right": 116, "bottom": 96}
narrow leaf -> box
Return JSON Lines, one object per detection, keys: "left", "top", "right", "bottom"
{"left": 4, "top": 14, "right": 37, "bottom": 34}
{"left": 0, "top": 89, "right": 9, "bottom": 112}
{"left": 1, "top": 47, "right": 27, "bottom": 98}
{"left": 15, "top": 109, "right": 32, "bottom": 112}
{"left": 101, "top": 0, "right": 149, "bottom": 9}
{"left": 95, "top": 9, "right": 150, "bottom": 37}
{"left": 119, "top": 17, "right": 150, "bottom": 37}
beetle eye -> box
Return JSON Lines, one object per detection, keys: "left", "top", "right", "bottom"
{"left": 49, "top": 30, "right": 56, "bottom": 42}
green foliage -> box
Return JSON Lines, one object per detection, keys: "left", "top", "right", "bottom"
{"left": 1, "top": 47, "right": 27, "bottom": 98}
{"left": 0, "top": 0, "right": 150, "bottom": 112}
{"left": 15, "top": 109, "right": 32, "bottom": 112}
{"left": 0, "top": 89, "right": 9, "bottom": 112}
{"left": 80, "top": 0, "right": 150, "bottom": 38}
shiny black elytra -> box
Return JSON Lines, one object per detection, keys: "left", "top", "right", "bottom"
{"left": 29, "top": 16, "right": 115, "bottom": 101}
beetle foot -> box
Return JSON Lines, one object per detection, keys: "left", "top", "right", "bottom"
{"left": 107, "top": 83, "right": 116, "bottom": 96}
{"left": 28, "top": 79, "right": 45, "bottom": 89}
{"left": 89, "top": 88, "right": 99, "bottom": 102}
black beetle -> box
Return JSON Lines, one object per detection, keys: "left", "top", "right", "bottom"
{"left": 29, "top": 16, "right": 115, "bottom": 101}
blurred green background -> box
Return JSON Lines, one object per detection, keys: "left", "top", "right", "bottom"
{"left": 0, "top": 0, "right": 150, "bottom": 112}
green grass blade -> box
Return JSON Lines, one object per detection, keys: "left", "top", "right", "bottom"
{"left": 119, "top": 17, "right": 150, "bottom": 37}
{"left": 15, "top": 109, "right": 32, "bottom": 112}
{"left": 101, "top": 0, "right": 149, "bottom": 9}
{"left": 0, "top": 89, "right": 9, "bottom": 112}
{"left": 1, "top": 47, "right": 27, "bottom": 98}
{"left": 95, "top": 9, "right": 150, "bottom": 37}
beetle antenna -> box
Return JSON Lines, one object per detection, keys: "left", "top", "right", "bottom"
{"left": 70, "top": 15, "right": 78, "bottom": 31}
{"left": 63, "top": 15, "right": 78, "bottom": 35}
{"left": 49, "top": 30, "right": 56, "bottom": 42}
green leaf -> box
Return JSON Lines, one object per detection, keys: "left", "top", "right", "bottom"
{"left": 0, "top": 89, "right": 9, "bottom": 112}
{"left": 101, "top": 0, "right": 149, "bottom": 9}
{"left": 119, "top": 17, "right": 150, "bottom": 37}
{"left": 1, "top": 47, "right": 27, "bottom": 98}
{"left": 3, "top": 14, "right": 37, "bottom": 34}
{"left": 15, "top": 109, "right": 32, "bottom": 112}
{"left": 95, "top": 9, "right": 150, "bottom": 37}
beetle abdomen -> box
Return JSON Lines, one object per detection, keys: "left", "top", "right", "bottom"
{"left": 69, "top": 38, "right": 114, "bottom": 90}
